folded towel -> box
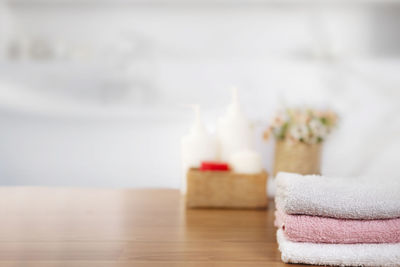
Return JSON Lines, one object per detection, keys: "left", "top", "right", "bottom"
{"left": 275, "top": 209, "right": 400, "bottom": 244}
{"left": 277, "top": 229, "right": 400, "bottom": 266}
{"left": 275, "top": 172, "right": 400, "bottom": 219}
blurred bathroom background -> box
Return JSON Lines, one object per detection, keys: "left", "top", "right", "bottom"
{"left": 0, "top": 0, "right": 399, "bottom": 188}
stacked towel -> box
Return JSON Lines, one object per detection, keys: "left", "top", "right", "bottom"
{"left": 277, "top": 230, "right": 400, "bottom": 267}
{"left": 275, "top": 172, "right": 400, "bottom": 266}
{"left": 275, "top": 172, "right": 400, "bottom": 219}
{"left": 275, "top": 209, "right": 400, "bottom": 244}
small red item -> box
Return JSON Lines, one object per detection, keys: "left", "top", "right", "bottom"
{"left": 200, "top": 161, "right": 230, "bottom": 171}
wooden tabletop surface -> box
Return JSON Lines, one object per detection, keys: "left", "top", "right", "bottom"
{"left": 0, "top": 188, "right": 302, "bottom": 266}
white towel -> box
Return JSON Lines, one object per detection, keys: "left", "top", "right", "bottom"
{"left": 277, "top": 230, "right": 400, "bottom": 267}
{"left": 275, "top": 172, "right": 400, "bottom": 219}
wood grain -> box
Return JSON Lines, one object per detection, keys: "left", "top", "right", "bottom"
{"left": 0, "top": 188, "right": 302, "bottom": 266}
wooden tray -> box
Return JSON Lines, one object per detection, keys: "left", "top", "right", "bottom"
{"left": 185, "top": 168, "right": 268, "bottom": 209}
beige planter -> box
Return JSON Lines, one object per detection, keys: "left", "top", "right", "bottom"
{"left": 273, "top": 140, "right": 322, "bottom": 177}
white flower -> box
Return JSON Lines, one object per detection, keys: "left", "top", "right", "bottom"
{"left": 309, "top": 119, "right": 328, "bottom": 139}
{"left": 289, "top": 124, "right": 309, "bottom": 142}
{"left": 268, "top": 108, "right": 337, "bottom": 144}
{"left": 309, "top": 118, "right": 322, "bottom": 131}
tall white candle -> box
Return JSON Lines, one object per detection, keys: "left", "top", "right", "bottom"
{"left": 181, "top": 105, "right": 217, "bottom": 194}
{"left": 217, "top": 88, "right": 255, "bottom": 163}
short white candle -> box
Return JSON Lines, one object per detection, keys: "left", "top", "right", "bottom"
{"left": 230, "top": 150, "right": 262, "bottom": 174}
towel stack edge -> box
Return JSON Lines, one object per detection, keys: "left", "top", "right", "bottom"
{"left": 277, "top": 230, "right": 400, "bottom": 267}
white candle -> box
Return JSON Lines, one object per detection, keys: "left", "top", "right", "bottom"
{"left": 230, "top": 150, "right": 262, "bottom": 174}
{"left": 217, "top": 88, "right": 255, "bottom": 163}
{"left": 181, "top": 105, "right": 217, "bottom": 194}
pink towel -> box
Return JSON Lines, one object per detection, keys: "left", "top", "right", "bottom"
{"left": 275, "top": 209, "right": 400, "bottom": 244}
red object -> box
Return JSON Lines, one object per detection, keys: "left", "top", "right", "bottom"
{"left": 200, "top": 161, "right": 230, "bottom": 171}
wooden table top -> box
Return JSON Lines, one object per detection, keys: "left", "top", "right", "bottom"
{"left": 0, "top": 188, "right": 302, "bottom": 266}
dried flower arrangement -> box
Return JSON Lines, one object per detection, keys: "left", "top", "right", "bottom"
{"left": 264, "top": 108, "right": 338, "bottom": 145}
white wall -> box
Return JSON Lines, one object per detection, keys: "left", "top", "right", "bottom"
{"left": 0, "top": 2, "right": 399, "bottom": 187}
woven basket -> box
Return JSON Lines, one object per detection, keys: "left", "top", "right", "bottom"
{"left": 186, "top": 168, "right": 268, "bottom": 209}
{"left": 273, "top": 140, "right": 322, "bottom": 177}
